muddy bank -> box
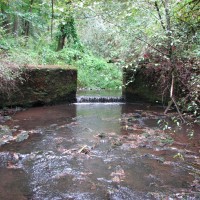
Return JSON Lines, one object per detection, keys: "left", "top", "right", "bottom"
{"left": 0, "top": 65, "right": 77, "bottom": 107}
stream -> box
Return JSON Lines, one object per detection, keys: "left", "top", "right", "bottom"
{"left": 0, "top": 90, "right": 199, "bottom": 200}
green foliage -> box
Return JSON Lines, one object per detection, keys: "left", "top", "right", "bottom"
{"left": 75, "top": 54, "right": 122, "bottom": 89}
{"left": 0, "top": 51, "right": 23, "bottom": 97}
{"left": 0, "top": 34, "right": 122, "bottom": 90}
{"left": 173, "top": 152, "right": 184, "bottom": 161}
{"left": 157, "top": 119, "right": 172, "bottom": 131}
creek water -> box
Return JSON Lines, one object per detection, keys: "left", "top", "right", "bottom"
{"left": 0, "top": 91, "right": 200, "bottom": 200}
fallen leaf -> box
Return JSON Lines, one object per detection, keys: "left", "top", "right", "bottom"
{"left": 112, "top": 176, "right": 120, "bottom": 183}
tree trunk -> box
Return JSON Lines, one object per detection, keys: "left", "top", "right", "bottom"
{"left": 13, "top": 15, "right": 19, "bottom": 36}
{"left": 56, "top": 16, "right": 79, "bottom": 51}
{"left": 24, "top": 0, "right": 34, "bottom": 37}
{"left": 51, "top": 0, "right": 54, "bottom": 39}
{"left": 57, "top": 25, "right": 67, "bottom": 51}
{"left": 164, "top": 0, "right": 172, "bottom": 59}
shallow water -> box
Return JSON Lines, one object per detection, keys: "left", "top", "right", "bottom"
{"left": 0, "top": 101, "right": 200, "bottom": 200}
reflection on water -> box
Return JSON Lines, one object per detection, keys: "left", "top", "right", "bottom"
{"left": 0, "top": 102, "right": 199, "bottom": 200}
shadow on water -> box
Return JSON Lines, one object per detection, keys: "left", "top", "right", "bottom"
{"left": 0, "top": 90, "right": 200, "bottom": 199}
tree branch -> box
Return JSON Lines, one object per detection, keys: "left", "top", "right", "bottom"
{"left": 164, "top": 72, "right": 186, "bottom": 123}
{"left": 154, "top": 1, "right": 166, "bottom": 30}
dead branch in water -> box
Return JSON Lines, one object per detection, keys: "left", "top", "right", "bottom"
{"left": 164, "top": 73, "right": 186, "bottom": 123}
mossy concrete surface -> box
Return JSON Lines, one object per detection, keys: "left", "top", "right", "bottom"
{"left": 0, "top": 65, "right": 77, "bottom": 107}
{"left": 123, "top": 67, "right": 169, "bottom": 104}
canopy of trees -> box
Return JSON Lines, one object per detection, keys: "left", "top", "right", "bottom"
{"left": 1, "top": 0, "right": 199, "bottom": 57}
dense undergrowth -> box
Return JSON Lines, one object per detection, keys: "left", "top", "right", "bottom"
{"left": 0, "top": 36, "right": 122, "bottom": 91}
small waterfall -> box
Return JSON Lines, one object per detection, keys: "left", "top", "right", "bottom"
{"left": 76, "top": 96, "right": 125, "bottom": 103}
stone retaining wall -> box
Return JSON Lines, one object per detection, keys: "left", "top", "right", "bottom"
{"left": 123, "top": 66, "right": 169, "bottom": 104}
{"left": 0, "top": 66, "right": 77, "bottom": 107}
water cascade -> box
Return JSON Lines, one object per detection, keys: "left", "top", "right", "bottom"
{"left": 76, "top": 89, "right": 124, "bottom": 103}
{"left": 77, "top": 96, "right": 124, "bottom": 103}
